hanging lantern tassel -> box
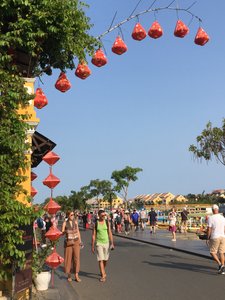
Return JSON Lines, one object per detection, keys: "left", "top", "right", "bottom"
{"left": 91, "top": 49, "right": 108, "bottom": 67}
{"left": 174, "top": 20, "right": 189, "bottom": 38}
{"left": 132, "top": 23, "right": 147, "bottom": 41}
{"left": 75, "top": 63, "right": 91, "bottom": 80}
{"left": 112, "top": 36, "right": 128, "bottom": 55}
{"left": 148, "top": 21, "right": 163, "bottom": 39}
{"left": 34, "top": 88, "right": 48, "bottom": 109}
{"left": 55, "top": 72, "right": 71, "bottom": 93}
{"left": 194, "top": 27, "right": 210, "bottom": 46}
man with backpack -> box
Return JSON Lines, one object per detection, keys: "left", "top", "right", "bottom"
{"left": 92, "top": 209, "right": 114, "bottom": 282}
{"left": 36, "top": 215, "right": 46, "bottom": 246}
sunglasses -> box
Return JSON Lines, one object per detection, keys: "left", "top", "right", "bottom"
{"left": 70, "top": 213, "right": 74, "bottom": 216}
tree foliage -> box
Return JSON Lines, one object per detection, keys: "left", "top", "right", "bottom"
{"left": 111, "top": 166, "right": 143, "bottom": 206}
{"left": 189, "top": 120, "right": 225, "bottom": 166}
{"left": 0, "top": 0, "right": 99, "bottom": 280}
{"left": 0, "top": 0, "right": 99, "bottom": 76}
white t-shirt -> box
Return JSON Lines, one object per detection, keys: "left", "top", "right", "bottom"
{"left": 140, "top": 210, "right": 147, "bottom": 219}
{"left": 168, "top": 212, "right": 177, "bottom": 226}
{"left": 208, "top": 214, "right": 225, "bottom": 239}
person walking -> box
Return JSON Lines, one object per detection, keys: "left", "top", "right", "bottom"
{"left": 180, "top": 207, "right": 189, "bottom": 233}
{"left": 131, "top": 209, "right": 139, "bottom": 231}
{"left": 168, "top": 207, "right": 177, "bottom": 242}
{"left": 206, "top": 204, "right": 225, "bottom": 274}
{"left": 92, "top": 209, "right": 114, "bottom": 282}
{"left": 124, "top": 210, "right": 131, "bottom": 235}
{"left": 148, "top": 208, "right": 157, "bottom": 234}
{"left": 82, "top": 212, "right": 87, "bottom": 230}
{"left": 140, "top": 209, "right": 147, "bottom": 231}
{"left": 62, "top": 210, "right": 82, "bottom": 282}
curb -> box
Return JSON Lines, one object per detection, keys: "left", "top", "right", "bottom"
{"left": 113, "top": 233, "right": 211, "bottom": 260}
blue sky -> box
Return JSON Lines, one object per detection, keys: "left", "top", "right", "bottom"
{"left": 33, "top": 0, "right": 225, "bottom": 203}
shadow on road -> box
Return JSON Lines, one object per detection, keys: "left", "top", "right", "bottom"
{"left": 142, "top": 260, "right": 216, "bottom": 275}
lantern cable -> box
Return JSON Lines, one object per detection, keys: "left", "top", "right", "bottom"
{"left": 186, "top": 1, "right": 197, "bottom": 11}
{"left": 129, "top": 0, "right": 143, "bottom": 18}
{"left": 148, "top": 0, "right": 158, "bottom": 10}
{"left": 97, "top": 3, "right": 203, "bottom": 40}
{"left": 108, "top": 11, "right": 118, "bottom": 32}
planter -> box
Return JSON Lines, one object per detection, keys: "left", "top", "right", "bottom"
{"left": 34, "top": 271, "right": 51, "bottom": 291}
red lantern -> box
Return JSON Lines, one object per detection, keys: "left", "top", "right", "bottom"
{"left": 44, "top": 198, "right": 61, "bottom": 215}
{"left": 55, "top": 72, "right": 71, "bottom": 93}
{"left": 31, "top": 172, "right": 37, "bottom": 181}
{"left": 148, "top": 21, "right": 163, "bottom": 39}
{"left": 42, "top": 151, "right": 60, "bottom": 166}
{"left": 174, "top": 20, "right": 189, "bottom": 38}
{"left": 132, "top": 23, "right": 147, "bottom": 41}
{"left": 43, "top": 171, "right": 60, "bottom": 189}
{"left": 194, "top": 27, "right": 210, "bottom": 46}
{"left": 112, "top": 36, "right": 128, "bottom": 55}
{"left": 31, "top": 186, "right": 38, "bottom": 197}
{"left": 45, "top": 226, "right": 62, "bottom": 241}
{"left": 75, "top": 63, "right": 91, "bottom": 80}
{"left": 91, "top": 49, "right": 108, "bottom": 67}
{"left": 46, "top": 249, "right": 64, "bottom": 269}
{"left": 34, "top": 88, "right": 48, "bottom": 109}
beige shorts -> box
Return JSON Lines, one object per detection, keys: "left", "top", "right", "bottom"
{"left": 209, "top": 237, "right": 225, "bottom": 254}
{"left": 96, "top": 243, "right": 109, "bottom": 261}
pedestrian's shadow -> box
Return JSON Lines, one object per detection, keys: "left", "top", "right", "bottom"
{"left": 79, "top": 270, "right": 99, "bottom": 279}
{"left": 142, "top": 260, "right": 216, "bottom": 275}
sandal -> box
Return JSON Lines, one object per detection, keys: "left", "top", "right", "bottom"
{"left": 75, "top": 277, "right": 82, "bottom": 282}
{"left": 99, "top": 276, "right": 106, "bottom": 282}
{"left": 67, "top": 277, "right": 72, "bottom": 282}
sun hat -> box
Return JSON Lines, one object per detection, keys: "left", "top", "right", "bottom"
{"left": 212, "top": 204, "right": 219, "bottom": 210}
{"left": 98, "top": 209, "right": 105, "bottom": 215}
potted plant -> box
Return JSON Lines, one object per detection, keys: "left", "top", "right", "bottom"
{"left": 32, "top": 245, "right": 52, "bottom": 291}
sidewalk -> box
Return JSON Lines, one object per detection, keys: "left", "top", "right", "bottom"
{"left": 115, "top": 227, "right": 211, "bottom": 259}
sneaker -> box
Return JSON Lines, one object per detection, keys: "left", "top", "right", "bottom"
{"left": 218, "top": 265, "right": 225, "bottom": 274}
{"left": 171, "top": 239, "right": 176, "bottom": 242}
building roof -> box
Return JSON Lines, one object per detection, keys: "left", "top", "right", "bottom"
{"left": 32, "top": 131, "right": 56, "bottom": 167}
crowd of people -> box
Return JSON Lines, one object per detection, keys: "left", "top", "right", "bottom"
{"left": 34, "top": 204, "right": 225, "bottom": 282}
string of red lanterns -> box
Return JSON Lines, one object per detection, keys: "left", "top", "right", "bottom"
{"left": 32, "top": 10, "right": 209, "bottom": 101}
{"left": 42, "top": 151, "right": 64, "bottom": 287}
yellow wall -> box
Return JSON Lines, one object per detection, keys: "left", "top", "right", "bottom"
{"left": 17, "top": 78, "right": 39, "bottom": 206}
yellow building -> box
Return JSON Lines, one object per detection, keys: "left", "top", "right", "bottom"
{"left": 135, "top": 192, "right": 188, "bottom": 206}
{"left": 17, "top": 78, "right": 39, "bottom": 205}
{"left": 86, "top": 196, "right": 124, "bottom": 210}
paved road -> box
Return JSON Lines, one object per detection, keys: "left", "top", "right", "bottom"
{"left": 49, "top": 229, "right": 225, "bottom": 300}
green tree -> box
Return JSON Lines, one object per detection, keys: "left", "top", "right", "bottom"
{"left": 102, "top": 184, "right": 117, "bottom": 211}
{"left": 111, "top": 166, "right": 143, "bottom": 209}
{"left": 0, "top": 0, "right": 99, "bottom": 280}
{"left": 88, "top": 179, "right": 112, "bottom": 208}
{"left": 69, "top": 188, "right": 90, "bottom": 211}
{"left": 189, "top": 120, "right": 225, "bottom": 166}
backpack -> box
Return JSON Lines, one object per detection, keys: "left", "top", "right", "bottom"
{"left": 115, "top": 215, "right": 121, "bottom": 224}
{"left": 37, "top": 217, "right": 44, "bottom": 229}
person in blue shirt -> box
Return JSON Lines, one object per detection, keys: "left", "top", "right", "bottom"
{"left": 131, "top": 209, "right": 139, "bottom": 231}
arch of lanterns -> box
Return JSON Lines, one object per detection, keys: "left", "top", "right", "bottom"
{"left": 31, "top": 0, "right": 210, "bottom": 283}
